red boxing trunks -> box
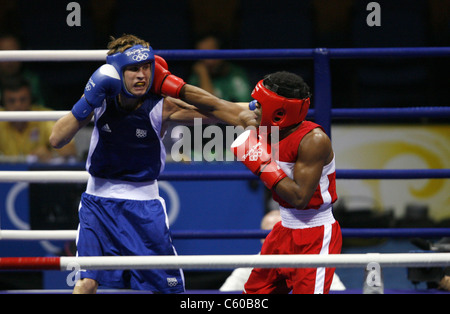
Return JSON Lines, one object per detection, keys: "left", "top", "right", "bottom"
{"left": 244, "top": 221, "right": 342, "bottom": 294}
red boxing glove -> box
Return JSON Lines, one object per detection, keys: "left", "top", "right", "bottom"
{"left": 231, "top": 129, "right": 287, "bottom": 189}
{"left": 151, "top": 55, "right": 186, "bottom": 98}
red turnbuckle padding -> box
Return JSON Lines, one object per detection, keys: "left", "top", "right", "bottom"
{"left": 0, "top": 257, "right": 60, "bottom": 270}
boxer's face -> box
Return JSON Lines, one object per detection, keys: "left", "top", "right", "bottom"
{"left": 123, "top": 62, "right": 151, "bottom": 97}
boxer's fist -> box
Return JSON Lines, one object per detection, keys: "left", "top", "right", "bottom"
{"left": 248, "top": 100, "right": 257, "bottom": 111}
{"left": 84, "top": 64, "right": 121, "bottom": 106}
{"left": 151, "top": 55, "right": 186, "bottom": 98}
{"left": 238, "top": 108, "right": 259, "bottom": 128}
{"left": 72, "top": 64, "right": 121, "bottom": 121}
{"left": 231, "top": 129, "right": 286, "bottom": 189}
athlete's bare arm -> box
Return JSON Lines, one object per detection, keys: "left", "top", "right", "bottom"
{"left": 274, "top": 128, "right": 333, "bottom": 209}
{"left": 50, "top": 110, "right": 92, "bottom": 149}
{"left": 179, "top": 84, "right": 257, "bottom": 128}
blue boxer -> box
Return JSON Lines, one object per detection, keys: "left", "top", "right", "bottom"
{"left": 62, "top": 38, "right": 190, "bottom": 293}
{"left": 74, "top": 83, "right": 185, "bottom": 293}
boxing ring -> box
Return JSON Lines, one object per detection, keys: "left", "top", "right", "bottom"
{"left": 0, "top": 47, "right": 449, "bottom": 294}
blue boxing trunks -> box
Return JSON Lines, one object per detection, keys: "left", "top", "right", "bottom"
{"left": 75, "top": 189, "right": 184, "bottom": 293}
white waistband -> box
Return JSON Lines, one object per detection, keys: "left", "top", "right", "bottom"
{"left": 86, "top": 176, "right": 159, "bottom": 200}
{"left": 280, "top": 205, "right": 335, "bottom": 229}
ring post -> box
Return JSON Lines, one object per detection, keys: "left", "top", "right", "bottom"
{"left": 313, "top": 48, "right": 332, "bottom": 138}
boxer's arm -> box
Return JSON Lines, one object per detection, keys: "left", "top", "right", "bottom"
{"left": 152, "top": 56, "right": 256, "bottom": 127}
{"left": 179, "top": 84, "right": 257, "bottom": 127}
{"left": 165, "top": 95, "right": 256, "bottom": 127}
{"left": 274, "top": 129, "right": 333, "bottom": 209}
{"left": 162, "top": 97, "right": 217, "bottom": 125}
{"left": 50, "top": 109, "right": 92, "bottom": 149}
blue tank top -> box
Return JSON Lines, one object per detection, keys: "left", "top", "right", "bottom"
{"left": 86, "top": 95, "right": 166, "bottom": 182}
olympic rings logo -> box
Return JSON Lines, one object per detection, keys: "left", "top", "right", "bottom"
{"left": 132, "top": 53, "right": 149, "bottom": 62}
{"left": 248, "top": 148, "right": 263, "bottom": 161}
{"left": 243, "top": 142, "right": 263, "bottom": 161}
{"left": 85, "top": 78, "right": 95, "bottom": 91}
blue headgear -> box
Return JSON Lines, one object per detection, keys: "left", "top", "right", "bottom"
{"left": 106, "top": 44, "right": 155, "bottom": 98}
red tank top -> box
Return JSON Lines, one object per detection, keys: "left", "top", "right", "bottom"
{"left": 272, "top": 121, "right": 337, "bottom": 209}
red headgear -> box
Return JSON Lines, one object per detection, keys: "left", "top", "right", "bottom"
{"left": 251, "top": 80, "right": 310, "bottom": 130}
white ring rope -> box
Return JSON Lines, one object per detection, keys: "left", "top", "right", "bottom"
{"left": 0, "top": 111, "right": 69, "bottom": 121}
{"left": 0, "top": 50, "right": 108, "bottom": 62}
{"left": 0, "top": 171, "right": 88, "bottom": 183}
{"left": 1, "top": 254, "right": 449, "bottom": 270}
{"left": 0, "top": 230, "right": 76, "bottom": 241}
{"left": 58, "top": 253, "right": 450, "bottom": 270}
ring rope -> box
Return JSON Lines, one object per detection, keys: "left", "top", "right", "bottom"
{"left": 0, "top": 50, "right": 108, "bottom": 62}
{"left": 1, "top": 253, "right": 449, "bottom": 271}
{"left": 0, "top": 111, "right": 69, "bottom": 121}
{"left": 1, "top": 228, "right": 450, "bottom": 241}
{"left": 0, "top": 169, "right": 448, "bottom": 183}
{"left": 330, "top": 107, "right": 450, "bottom": 119}
{"left": 1, "top": 107, "right": 449, "bottom": 122}
{"left": 0, "top": 47, "right": 448, "bottom": 62}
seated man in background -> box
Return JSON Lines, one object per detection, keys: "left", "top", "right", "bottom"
{"left": 188, "top": 34, "right": 252, "bottom": 103}
{"left": 0, "top": 33, "right": 46, "bottom": 106}
{"left": 0, "top": 77, "right": 77, "bottom": 163}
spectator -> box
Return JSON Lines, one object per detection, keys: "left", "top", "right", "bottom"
{"left": 189, "top": 34, "right": 252, "bottom": 102}
{"left": 0, "top": 33, "right": 46, "bottom": 106}
{"left": 0, "top": 77, "right": 76, "bottom": 163}
{"left": 187, "top": 34, "right": 252, "bottom": 160}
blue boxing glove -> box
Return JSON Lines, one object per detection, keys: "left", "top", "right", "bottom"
{"left": 72, "top": 64, "right": 121, "bottom": 121}
{"left": 248, "top": 100, "right": 257, "bottom": 111}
